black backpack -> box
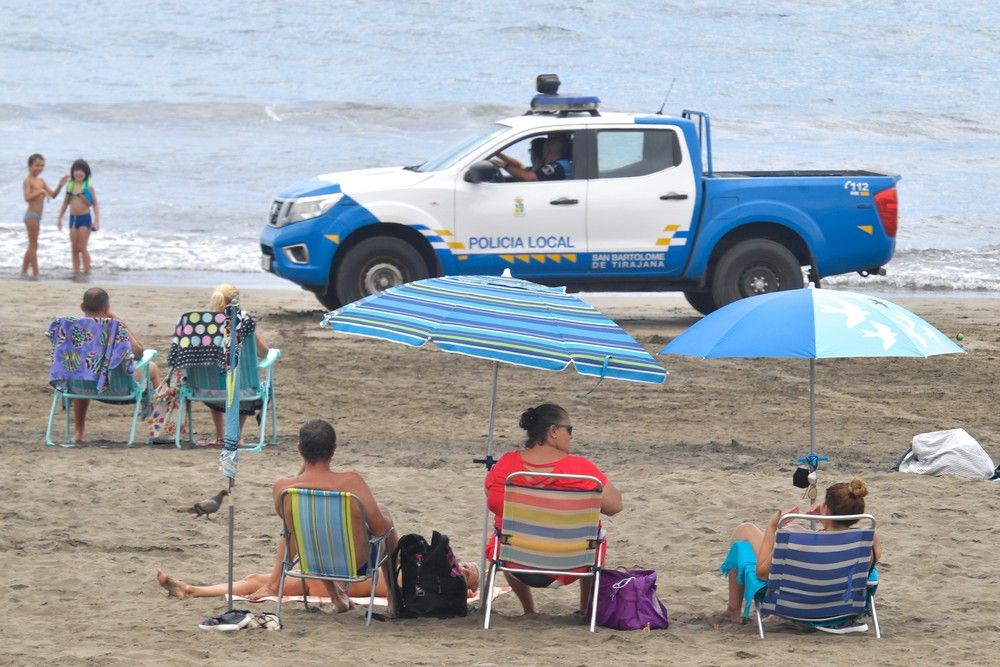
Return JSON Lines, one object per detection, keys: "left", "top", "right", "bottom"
{"left": 391, "top": 531, "right": 468, "bottom": 618}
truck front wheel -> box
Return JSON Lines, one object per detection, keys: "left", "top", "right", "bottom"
{"left": 710, "top": 239, "right": 803, "bottom": 309}
{"left": 334, "top": 236, "right": 429, "bottom": 306}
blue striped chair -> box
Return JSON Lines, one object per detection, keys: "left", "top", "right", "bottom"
{"left": 756, "top": 513, "right": 880, "bottom": 638}
{"left": 276, "top": 488, "right": 391, "bottom": 627}
{"left": 484, "top": 471, "right": 605, "bottom": 631}
{"left": 173, "top": 328, "right": 281, "bottom": 451}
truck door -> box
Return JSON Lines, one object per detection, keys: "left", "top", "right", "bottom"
{"left": 584, "top": 126, "right": 696, "bottom": 276}
{"left": 453, "top": 131, "right": 587, "bottom": 279}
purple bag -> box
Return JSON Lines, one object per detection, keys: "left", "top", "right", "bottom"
{"left": 596, "top": 568, "right": 669, "bottom": 631}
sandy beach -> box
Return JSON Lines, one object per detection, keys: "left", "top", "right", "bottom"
{"left": 2, "top": 278, "right": 999, "bottom": 666}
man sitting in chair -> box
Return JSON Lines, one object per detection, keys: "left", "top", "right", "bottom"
{"left": 248, "top": 419, "right": 399, "bottom": 613}
{"left": 65, "top": 287, "right": 160, "bottom": 442}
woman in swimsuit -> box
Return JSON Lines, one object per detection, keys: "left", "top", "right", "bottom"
{"left": 21, "top": 153, "right": 68, "bottom": 279}
{"left": 56, "top": 158, "right": 100, "bottom": 277}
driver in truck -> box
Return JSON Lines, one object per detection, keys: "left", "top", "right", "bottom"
{"left": 495, "top": 134, "right": 572, "bottom": 182}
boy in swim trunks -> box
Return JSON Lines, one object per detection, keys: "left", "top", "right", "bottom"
{"left": 56, "top": 158, "right": 100, "bottom": 277}
{"left": 21, "top": 154, "right": 68, "bottom": 279}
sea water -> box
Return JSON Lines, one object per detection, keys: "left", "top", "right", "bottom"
{"left": 1, "top": 0, "right": 997, "bottom": 292}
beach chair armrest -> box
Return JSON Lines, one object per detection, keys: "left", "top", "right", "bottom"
{"left": 135, "top": 349, "right": 158, "bottom": 369}
{"left": 259, "top": 348, "right": 282, "bottom": 369}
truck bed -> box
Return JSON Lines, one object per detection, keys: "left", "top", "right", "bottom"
{"left": 710, "top": 170, "right": 892, "bottom": 178}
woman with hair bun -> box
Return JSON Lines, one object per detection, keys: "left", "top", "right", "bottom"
{"left": 720, "top": 477, "right": 882, "bottom": 623}
{"left": 484, "top": 403, "right": 623, "bottom": 617}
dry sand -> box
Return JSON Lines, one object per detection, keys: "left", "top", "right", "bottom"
{"left": 2, "top": 279, "right": 999, "bottom": 666}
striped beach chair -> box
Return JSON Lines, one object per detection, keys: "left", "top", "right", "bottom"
{"left": 484, "top": 471, "right": 605, "bottom": 632}
{"left": 276, "top": 488, "right": 391, "bottom": 627}
{"left": 756, "top": 513, "right": 880, "bottom": 638}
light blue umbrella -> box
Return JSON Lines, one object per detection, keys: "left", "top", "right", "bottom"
{"left": 320, "top": 273, "right": 666, "bottom": 602}
{"left": 660, "top": 287, "right": 964, "bottom": 451}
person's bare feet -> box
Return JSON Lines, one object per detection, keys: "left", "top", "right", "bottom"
{"left": 721, "top": 607, "right": 744, "bottom": 624}
{"left": 246, "top": 581, "right": 279, "bottom": 601}
{"left": 156, "top": 568, "right": 191, "bottom": 599}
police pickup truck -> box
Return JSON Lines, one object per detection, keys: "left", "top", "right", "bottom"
{"left": 260, "top": 75, "right": 899, "bottom": 314}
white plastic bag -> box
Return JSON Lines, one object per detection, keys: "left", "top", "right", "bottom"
{"left": 897, "top": 428, "right": 995, "bottom": 479}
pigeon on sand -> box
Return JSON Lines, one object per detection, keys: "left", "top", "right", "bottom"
{"left": 179, "top": 489, "right": 228, "bottom": 519}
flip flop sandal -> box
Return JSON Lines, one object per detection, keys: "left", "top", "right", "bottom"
{"left": 195, "top": 438, "right": 223, "bottom": 447}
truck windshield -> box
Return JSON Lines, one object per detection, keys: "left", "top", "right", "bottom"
{"left": 414, "top": 124, "right": 509, "bottom": 173}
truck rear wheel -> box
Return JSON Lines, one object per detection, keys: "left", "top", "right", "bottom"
{"left": 334, "top": 236, "right": 428, "bottom": 306}
{"left": 711, "top": 239, "right": 803, "bottom": 309}
{"left": 683, "top": 291, "right": 717, "bottom": 316}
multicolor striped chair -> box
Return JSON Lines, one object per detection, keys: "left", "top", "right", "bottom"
{"left": 484, "top": 471, "right": 605, "bottom": 631}
{"left": 756, "top": 513, "right": 880, "bottom": 638}
{"left": 276, "top": 488, "right": 390, "bottom": 627}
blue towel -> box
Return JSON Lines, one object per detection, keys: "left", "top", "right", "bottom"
{"left": 720, "top": 540, "right": 766, "bottom": 618}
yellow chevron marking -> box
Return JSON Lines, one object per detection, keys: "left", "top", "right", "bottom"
{"left": 664, "top": 224, "right": 680, "bottom": 232}
{"left": 324, "top": 234, "right": 340, "bottom": 244}
{"left": 656, "top": 238, "right": 672, "bottom": 246}
{"left": 458, "top": 255, "right": 468, "bottom": 260}
{"left": 500, "top": 255, "right": 515, "bottom": 263}
{"left": 564, "top": 254, "right": 577, "bottom": 263}
{"left": 515, "top": 254, "right": 531, "bottom": 263}
{"left": 531, "top": 254, "right": 546, "bottom": 263}
{"left": 858, "top": 225, "right": 874, "bottom": 235}
{"left": 547, "top": 254, "right": 562, "bottom": 263}
{"left": 435, "top": 229, "right": 454, "bottom": 236}
{"left": 447, "top": 241, "right": 466, "bottom": 249}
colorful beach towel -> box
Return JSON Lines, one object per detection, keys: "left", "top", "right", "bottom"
{"left": 167, "top": 310, "right": 255, "bottom": 371}
{"left": 46, "top": 317, "right": 134, "bottom": 392}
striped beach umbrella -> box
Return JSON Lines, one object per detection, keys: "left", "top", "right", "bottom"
{"left": 321, "top": 274, "right": 667, "bottom": 384}
{"left": 320, "top": 273, "right": 666, "bottom": 603}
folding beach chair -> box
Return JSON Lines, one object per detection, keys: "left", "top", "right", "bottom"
{"left": 276, "top": 488, "right": 391, "bottom": 628}
{"left": 484, "top": 471, "right": 606, "bottom": 632}
{"left": 168, "top": 311, "right": 281, "bottom": 451}
{"left": 45, "top": 317, "right": 158, "bottom": 447}
{"left": 755, "top": 513, "right": 881, "bottom": 639}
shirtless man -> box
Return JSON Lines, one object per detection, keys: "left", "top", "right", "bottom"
{"left": 73, "top": 287, "right": 161, "bottom": 442}
{"left": 21, "top": 154, "right": 68, "bottom": 278}
{"left": 161, "top": 419, "right": 401, "bottom": 613}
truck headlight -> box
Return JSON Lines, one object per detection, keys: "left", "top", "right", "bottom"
{"left": 283, "top": 193, "right": 343, "bottom": 225}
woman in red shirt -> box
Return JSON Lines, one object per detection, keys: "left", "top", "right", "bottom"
{"left": 484, "top": 403, "right": 623, "bottom": 616}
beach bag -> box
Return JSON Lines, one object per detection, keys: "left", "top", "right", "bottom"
{"left": 146, "top": 378, "right": 179, "bottom": 440}
{"left": 596, "top": 568, "right": 669, "bottom": 631}
{"left": 392, "top": 531, "right": 468, "bottom": 618}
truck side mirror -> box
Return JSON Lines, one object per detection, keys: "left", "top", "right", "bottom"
{"left": 465, "top": 160, "right": 499, "bottom": 184}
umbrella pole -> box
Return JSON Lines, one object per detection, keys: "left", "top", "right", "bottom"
{"left": 477, "top": 361, "right": 500, "bottom": 609}
{"left": 809, "top": 358, "right": 816, "bottom": 454}
{"left": 226, "top": 477, "right": 234, "bottom": 610}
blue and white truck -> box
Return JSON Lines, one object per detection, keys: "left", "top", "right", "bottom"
{"left": 260, "top": 75, "right": 899, "bottom": 314}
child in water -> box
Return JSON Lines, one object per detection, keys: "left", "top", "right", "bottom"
{"left": 21, "top": 154, "right": 68, "bottom": 279}
{"left": 57, "top": 158, "right": 101, "bottom": 277}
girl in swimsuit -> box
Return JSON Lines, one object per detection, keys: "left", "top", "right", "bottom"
{"left": 21, "top": 153, "right": 68, "bottom": 279}
{"left": 56, "top": 158, "right": 100, "bottom": 277}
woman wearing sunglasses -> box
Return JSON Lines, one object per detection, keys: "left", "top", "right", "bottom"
{"left": 484, "top": 402, "right": 623, "bottom": 617}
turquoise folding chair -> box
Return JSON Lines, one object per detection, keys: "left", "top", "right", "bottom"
{"left": 484, "top": 471, "right": 606, "bottom": 632}
{"left": 45, "top": 317, "right": 157, "bottom": 447}
{"left": 276, "top": 488, "right": 391, "bottom": 628}
{"left": 755, "top": 513, "right": 881, "bottom": 638}
{"left": 171, "top": 320, "right": 281, "bottom": 451}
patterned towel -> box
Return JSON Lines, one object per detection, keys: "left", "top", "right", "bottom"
{"left": 46, "top": 317, "right": 134, "bottom": 392}
{"left": 167, "top": 310, "right": 255, "bottom": 371}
